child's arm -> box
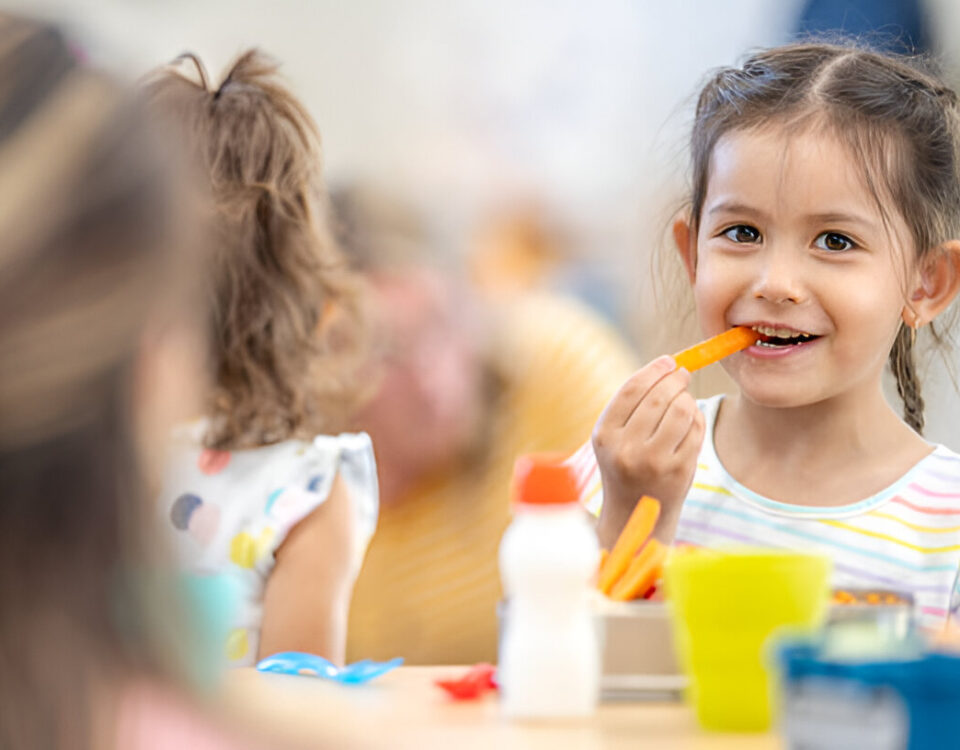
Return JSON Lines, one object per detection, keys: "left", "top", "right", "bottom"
{"left": 257, "top": 472, "right": 357, "bottom": 665}
{"left": 592, "top": 355, "right": 704, "bottom": 550}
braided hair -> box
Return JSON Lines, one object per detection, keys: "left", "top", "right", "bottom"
{"left": 687, "top": 42, "right": 960, "bottom": 433}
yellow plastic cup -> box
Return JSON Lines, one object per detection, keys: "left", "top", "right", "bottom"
{"left": 664, "top": 547, "right": 831, "bottom": 732}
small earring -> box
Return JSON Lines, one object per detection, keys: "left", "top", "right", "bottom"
{"left": 910, "top": 320, "right": 922, "bottom": 347}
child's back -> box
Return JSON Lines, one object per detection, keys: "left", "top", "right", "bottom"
{"left": 145, "top": 51, "right": 377, "bottom": 666}
{"left": 162, "top": 425, "right": 376, "bottom": 665}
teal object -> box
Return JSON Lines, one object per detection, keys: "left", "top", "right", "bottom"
{"left": 112, "top": 569, "right": 241, "bottom": 692}
{"left": 257, "top": 652, "right": 403, "bottom": 684}
{"left": 179, "top": 571, "right": 242, "bottom": 689}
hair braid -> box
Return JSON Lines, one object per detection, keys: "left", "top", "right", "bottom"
{"left": 890, "top": 323, "right": 925, "bottom": 434}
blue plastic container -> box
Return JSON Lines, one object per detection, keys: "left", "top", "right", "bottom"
{"left": 777, "top": 640, "right": 960, "bottom": 750}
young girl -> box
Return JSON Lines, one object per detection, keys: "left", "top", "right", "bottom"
{"left": 145, "top": 51, "right": 377, "bottom": 666}
{"left": 583, "top": 42, "right": 960, "bottom": 631}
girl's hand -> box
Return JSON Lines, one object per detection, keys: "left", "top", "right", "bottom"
{"left": 592, "top": 355, "right": 705, "bottom": 549}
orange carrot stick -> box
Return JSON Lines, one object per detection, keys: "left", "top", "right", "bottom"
{"left": 597, "top": 496, "right": 660, "bottom": 594}
{"left": 673, "top": 326, "right": 759, "bottom": 373}
{"left": 609, "top": 538, "right": 668, "bottom": 601}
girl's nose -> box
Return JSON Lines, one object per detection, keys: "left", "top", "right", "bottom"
{"left": 751, "top": 247, "right": 806, "bottom": 304}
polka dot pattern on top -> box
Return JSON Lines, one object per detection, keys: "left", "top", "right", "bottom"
{"left": 158, "top": 425, "right": 378, "bottom": 667}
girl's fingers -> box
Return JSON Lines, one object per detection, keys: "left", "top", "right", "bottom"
{"left": 597, "top": 355, "right": 677, "bottom": 429}
{"left": 673, "top": 408, "right": 705, "bottom": 457}
{"left": 647, "top": 391, "right": 698, "bottom": 453}
{"left": 623, "top": 367, "right": 691, "bottom": 440}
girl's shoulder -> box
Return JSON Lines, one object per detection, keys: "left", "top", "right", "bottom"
{"left": 160, "top": 428, "right": 378, "bottom": 567}
{"left": 166, "top": 424, "right": 375, "bottom": 483}
{"left": 912, "top": 443, "right": 960, "bottom": 486}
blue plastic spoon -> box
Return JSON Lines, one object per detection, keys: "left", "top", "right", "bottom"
{"left": 256, "top": 651, "right": 403, "bottom": 684}
{"left": 338, "top": 657, "right": 404, "bottom": 684}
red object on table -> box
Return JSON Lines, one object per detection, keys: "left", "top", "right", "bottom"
{"left": 435, "top": 663, "right": 498, "bottom": 700}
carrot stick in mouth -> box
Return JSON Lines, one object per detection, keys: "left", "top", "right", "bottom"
{"left": 672, "top": 326, "right": 760, "bottom": 372}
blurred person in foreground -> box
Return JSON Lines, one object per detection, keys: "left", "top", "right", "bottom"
{"left": 333, "top": 187, "right": 639, "bottom": 664}
{"left": 0, "top": 15, "right": 284, "bottom": 750}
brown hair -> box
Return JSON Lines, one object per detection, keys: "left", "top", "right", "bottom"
{"left": 144, "top": 51, "right": 365, "bottom": 449}
{"left": 0, "top": 15, "right": 192, "bottom": 749}
{"left": 686, "top": 42, "right": 960, "bottom": 433}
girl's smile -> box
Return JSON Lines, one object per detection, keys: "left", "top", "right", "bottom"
{"left": 743, "top": 321, "right": 822, "bottom": 359}
{"left": 686, "top": 125, "right": 915, "bottom": 409}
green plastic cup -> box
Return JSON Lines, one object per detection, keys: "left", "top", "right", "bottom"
{"left": 664, "top": 547, "right": 831, "bottom": 731}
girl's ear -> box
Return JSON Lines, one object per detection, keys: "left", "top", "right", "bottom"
{"left": 672, "top": 214, "right": 697, "bottom": 284}
{"left": 903, "top": 240, "right": 960, "bottom": 327}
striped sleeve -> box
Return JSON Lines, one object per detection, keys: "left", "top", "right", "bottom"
{"left": 567, "top": 439, "right": 603, "bottom": 516}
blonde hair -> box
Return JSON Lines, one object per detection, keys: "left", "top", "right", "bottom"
{"left": 144, "top": 50, "right": 366, "bottom": 449}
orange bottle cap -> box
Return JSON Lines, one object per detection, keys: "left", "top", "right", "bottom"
{"left": 511, "top": 454, "right": 579, "bottom": 505}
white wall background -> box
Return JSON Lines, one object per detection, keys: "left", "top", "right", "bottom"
{"left": 9, "top": 0, "right": 959, "bottom": 448}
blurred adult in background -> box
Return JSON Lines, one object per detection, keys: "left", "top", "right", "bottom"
{"left": 333, "top": 186, "right": 640, "bottom": 664}
{"left": 0, "top": 15, "right": 278, "bottom": 750}
{"left": 469, "top": 203, "right": 621, "bottom": 323}
{"left": 469, "top": 204, "right": 565, "bottom": 298}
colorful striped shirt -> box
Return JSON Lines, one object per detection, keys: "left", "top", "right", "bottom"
{"left": 573, "top": 395, "right": 960, "bottom": 631}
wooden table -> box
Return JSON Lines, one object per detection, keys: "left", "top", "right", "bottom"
{"left": 222, "top": 667, "right": 783, "bottom": 749}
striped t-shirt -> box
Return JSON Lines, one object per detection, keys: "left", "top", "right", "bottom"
{"left": 574, "top": 395, "right": 960, "bottom": 632}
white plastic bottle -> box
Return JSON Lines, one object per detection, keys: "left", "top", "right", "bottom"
{"left": 499, "top": 455, "right": 600, "bottom": 718}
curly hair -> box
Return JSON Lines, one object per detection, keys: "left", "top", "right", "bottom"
{"left": 143, "top": 50, "right": 366, "bottom": 448}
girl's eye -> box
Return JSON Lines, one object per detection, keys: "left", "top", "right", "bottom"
{"left": 722, "top": 225, "right": 761, "bottom": 243}
{"left": 814, "top": 232, "right": 856, "bottom": 252}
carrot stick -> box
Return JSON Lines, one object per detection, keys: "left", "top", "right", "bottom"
{"left": 597, "top": 496, "right": 660, "bottom": 594}
{"left": 609, "top": 538, "right": 667, "bottom": 601}
{"left": 673, "top": 326, "right": 759, "bottom": 373}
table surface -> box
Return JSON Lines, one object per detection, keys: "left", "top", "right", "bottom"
{"left": 222, "top": 667, "right": 784, "bottom": 749}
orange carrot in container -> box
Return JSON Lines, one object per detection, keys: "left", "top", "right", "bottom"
{"left": 673, "top": 326, "right": 759, "bottom": 373}
{"left": 609, "top": 538, "right": 668, "bottom": 601}
{"left": 597, "top": 496, "right": 660, "bottom": 594}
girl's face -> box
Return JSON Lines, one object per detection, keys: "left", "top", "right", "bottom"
{"left": 688, "top": 126, "right": 916, "bottom": 408}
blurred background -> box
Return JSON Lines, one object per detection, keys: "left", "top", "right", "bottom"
{"left": 10, "top": 0, "right": 960, "bottom": 449}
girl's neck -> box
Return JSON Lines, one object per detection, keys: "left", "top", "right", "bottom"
{"left": 714, "top": 381, "right": 932, "bottom": 507}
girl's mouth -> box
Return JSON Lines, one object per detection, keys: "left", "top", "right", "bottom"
{"left": 748, "top": 324, "right": 822, "bottom": 353}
